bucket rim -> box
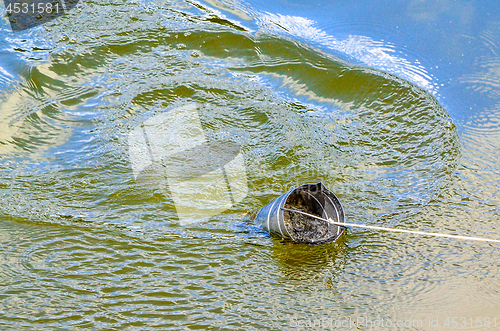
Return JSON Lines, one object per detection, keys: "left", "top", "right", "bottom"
{"left": 282, "top": 182, "right": 345, "bottom": 243}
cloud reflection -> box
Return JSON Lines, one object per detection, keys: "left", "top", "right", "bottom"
{"left": 258, "top": 13, "right": 436, "bottom": 94}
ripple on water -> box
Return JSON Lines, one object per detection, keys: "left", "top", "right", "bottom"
{"left": 0, "top": 0, "right": 466, "bottom": 329}
{"left": 0, "top": 27, "right": 460, "bottom": 227}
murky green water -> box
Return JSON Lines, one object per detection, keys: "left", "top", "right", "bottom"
{"left": 1, "top": 0, "right": 499, "bottom": 329}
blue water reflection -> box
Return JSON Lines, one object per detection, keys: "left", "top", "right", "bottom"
{"left": 242, "top": 0, "right": 500, "bottom": 119}
{"left": 0, "top": 0, "right": 499, "bottom": 328}
{"left": 236, "top": 0, "right": 500, "bottom": 211}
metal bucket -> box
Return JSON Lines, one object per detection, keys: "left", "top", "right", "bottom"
{"left": 254, "top": 182, "right": 345, "bottom": 244}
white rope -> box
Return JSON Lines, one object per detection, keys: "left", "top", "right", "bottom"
{"left": 281, "top": 207, "right": 500, "bottom": 244}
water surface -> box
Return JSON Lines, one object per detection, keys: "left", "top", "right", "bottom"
{"left": 0, "top": 0, "right": 499, "bottom": 329}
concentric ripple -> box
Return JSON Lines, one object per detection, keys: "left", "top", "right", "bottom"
{"left": 2, "top": 0, "right": 495, "bottom": 329}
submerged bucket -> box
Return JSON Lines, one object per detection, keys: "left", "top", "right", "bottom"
{"left": 254, "top": 182, "right": 345, "bottom": 244}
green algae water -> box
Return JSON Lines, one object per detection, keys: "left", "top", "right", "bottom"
{"left": 0, "top": 0, "right": 499, "bottom": 329}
